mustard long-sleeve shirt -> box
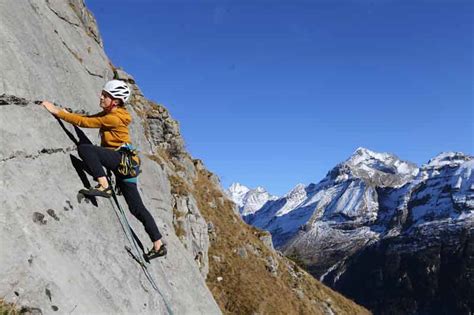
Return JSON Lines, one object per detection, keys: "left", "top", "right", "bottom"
{"left": 56, "top": 107, "right": 132, "bottom": 148}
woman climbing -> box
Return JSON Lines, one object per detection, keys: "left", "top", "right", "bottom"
{"left": 41, "top": 80, "right": 167, "bottom": 260}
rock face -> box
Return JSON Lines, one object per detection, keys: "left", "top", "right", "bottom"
{"left": 241, "top": 148, "right": 473, "bottom": 314}
{"left": 0, "top": 0, "right": 110, "bottom": 107}
{"left": 0, "top": 1, "right": 220, "bottom": 314}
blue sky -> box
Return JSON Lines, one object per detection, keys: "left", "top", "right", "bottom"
{"left": 87, "top": 0, "right": 473, "bottom": 196}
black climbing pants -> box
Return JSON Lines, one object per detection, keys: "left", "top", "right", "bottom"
{"left": 77, "top": 144, "right": 162, "bottom": 242}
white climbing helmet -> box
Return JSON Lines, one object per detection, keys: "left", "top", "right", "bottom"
{"left": 103, "top": 80, "right": 131, "bottom": 103}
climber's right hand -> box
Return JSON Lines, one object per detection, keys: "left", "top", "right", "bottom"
{"left": 41, "top": 101, "right": 60, "bottom": 115}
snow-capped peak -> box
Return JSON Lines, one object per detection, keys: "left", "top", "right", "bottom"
{"left": 350, "top": 147, "right": 418, "bottom": 176}
{"left": 348, "top": 147, "right": 400, "bottom": 168}
{"left": 425, "top": 152, "right": 472, "bottom": 169}
{"left": 324, "top": 147, "right": 419, "bottom": 188}
{"left": 228, "top": 182, "right": 250, "bottom": 194}
{"left": 225, "top": 182, "right": 250, "bottom": 207}
{"left": 284, "top": 183, "right": 306, "bottom": 198}
{"left": 276, "top": 183, "right": 308, "bottom": 216}
{"left": 226, "top": 183, "right": 278, "bottom": 216}
{"left": 255, "top": 186, "right": 266, "bottom": 193}
{"left": 352, "top": 147, "right": 387, "bottom": 161}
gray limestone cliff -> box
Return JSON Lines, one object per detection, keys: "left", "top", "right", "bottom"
{"left": 0, "top": 1, "right": 220, "bottom": 314}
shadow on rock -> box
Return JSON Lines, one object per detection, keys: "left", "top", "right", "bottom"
{"left": 54, "top": 116, "right": 99, "bottom": 207}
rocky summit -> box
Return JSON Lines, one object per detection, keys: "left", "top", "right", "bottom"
{"left": 237, "top": 148, "right": 473, "bottom": 314}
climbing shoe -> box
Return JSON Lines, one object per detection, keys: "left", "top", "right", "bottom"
{"left": 79, "top": 184, "right": 113, "bottom": 198}
{"left": 144, "top": 244, "right": 167, "bottom": 261}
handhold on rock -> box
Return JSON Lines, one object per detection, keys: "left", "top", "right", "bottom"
{"left": 32, "top": 212, "right": 47, "bottom": 225}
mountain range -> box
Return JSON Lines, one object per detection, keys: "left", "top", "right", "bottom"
{"left": 227, "top": 147, "right": 473, "bottom": 314}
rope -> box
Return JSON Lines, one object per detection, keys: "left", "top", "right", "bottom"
{"left": 106, "top": 176, "right": 174, "bottom": 315}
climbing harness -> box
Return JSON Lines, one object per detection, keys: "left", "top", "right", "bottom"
{"left": 116, "top": 143, "right": 141, "bottom": 178}
{"left": 106, "top": 174, "right": 174, "bottom": 314}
